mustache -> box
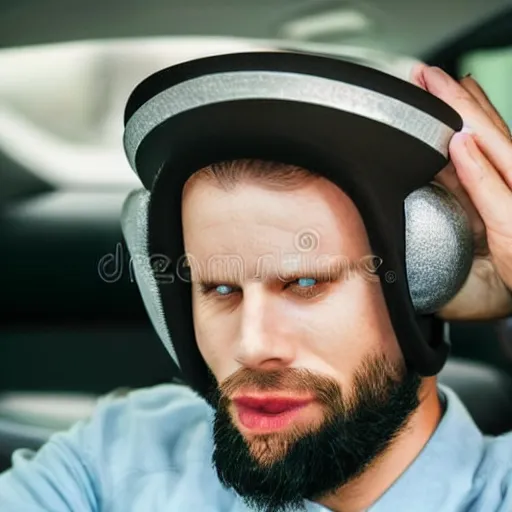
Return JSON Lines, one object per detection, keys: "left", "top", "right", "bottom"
{"left": 205, "top": 355, "right": 407, "bottom": 416}
{"left": 207, "top": 367, "right": 343, "bottom": 410}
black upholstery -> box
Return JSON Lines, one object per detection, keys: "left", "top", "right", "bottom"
{"left": 439, "top": 357, "right": 512, "bottom": 436}
{"left": 1, "top": 357, "right": 512, "bottom": 473}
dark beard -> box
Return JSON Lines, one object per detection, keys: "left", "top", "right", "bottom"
{"left": 205, "top": 354, "right": 421, "bottom": 512}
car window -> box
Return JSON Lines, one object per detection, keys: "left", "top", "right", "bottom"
{"left": 459, "top": 46, "right": 512, "bottom": 129}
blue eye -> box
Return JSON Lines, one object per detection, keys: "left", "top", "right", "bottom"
{"left": 215, "top": 284, "right": 233, "bottom": 295}
{"left": 296, "top": 278, "right": 317, "bottom": 288}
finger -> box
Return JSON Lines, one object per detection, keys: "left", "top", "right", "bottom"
{"left": 459, "top": 76, "right": 511, "bottom": 138}
{"left": 450, "top": 132, "right": 512, "bottom": 236}
{"left": 471, "top": 127, "right": 512, "bottom": 190}
{"left": 413, "top": 66, "right": 501, "bottom": 134}
{"left": 422, "top": 67, "right": 493, "bottom": 128}
{"left": 434, "top": 162, "right": 487, "bottom": 250}
{"left": 422, "top": 67, "right": 512, "bottom": 187}
{"left": 409, "top": 62, "right": 428, "bottom": 89}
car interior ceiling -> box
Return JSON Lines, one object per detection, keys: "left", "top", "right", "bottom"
{"left": 2, "top": 7, "right": 512, "bottom": 473}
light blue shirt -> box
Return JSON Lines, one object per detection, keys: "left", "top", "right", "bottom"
{"left": 0, "top": 383, "right": 511, "bottom": 511}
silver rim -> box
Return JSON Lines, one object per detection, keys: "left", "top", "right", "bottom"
{"left": 124, "top": 70, "right": 455, "bottom": 172}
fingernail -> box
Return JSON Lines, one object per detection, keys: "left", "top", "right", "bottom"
{"left": 461, "top": 123, "right": 473, "bottom": 134}
{"left": 409, "top": 62, "right": 428, "bottom": 88}
{"left": 461, "top": 72, "right": 472, "bottom": 79}
{"left": 429, "top": 66, "right": 449, "bottom": 81}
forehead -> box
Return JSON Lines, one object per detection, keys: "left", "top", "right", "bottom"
{"left": 181, "top": 175, "right": 372, "bottom": 264}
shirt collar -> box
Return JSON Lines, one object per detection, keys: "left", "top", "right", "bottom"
{"left": 368, "top": 384, "right": 485, "bottom": 511}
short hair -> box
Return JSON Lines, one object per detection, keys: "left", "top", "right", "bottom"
{"left": 183, "top": 159, "right": 320, "bottom": 194}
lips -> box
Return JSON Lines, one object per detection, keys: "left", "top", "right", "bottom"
{"left": 234, "top": 396, "right": 311, "bottom": 414}
{"left": 233, "top": 395, "right": 313, "bottom": 432}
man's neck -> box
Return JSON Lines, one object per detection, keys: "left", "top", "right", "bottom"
{"left": 315, "top": 377, "right": 443, "bottom": 512}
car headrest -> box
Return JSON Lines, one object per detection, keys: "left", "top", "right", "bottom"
{"left": 439, "top": 357, "right": 512, "bottom": 436}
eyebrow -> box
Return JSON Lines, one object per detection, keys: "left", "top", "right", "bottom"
{"left": 193, "top": 257, "right": 364, "bottom": 286}
{"left": 274, "top": 259, "right": 359, "bottom": 282}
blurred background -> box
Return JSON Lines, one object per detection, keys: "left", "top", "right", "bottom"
{"left": 1, "top": 0, "right": 512, "bottom": 471}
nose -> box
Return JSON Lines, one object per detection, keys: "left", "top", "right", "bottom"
{"left": 234, "top": 283, "right": 296, "bottom": 371}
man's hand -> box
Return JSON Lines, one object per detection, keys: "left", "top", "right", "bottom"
{"left": 410, "top": 64, "right": 512, "bottom": 321}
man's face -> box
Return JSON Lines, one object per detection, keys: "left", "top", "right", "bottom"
{"left": 181, "top": 172, "right": 421, "bottom": 511}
